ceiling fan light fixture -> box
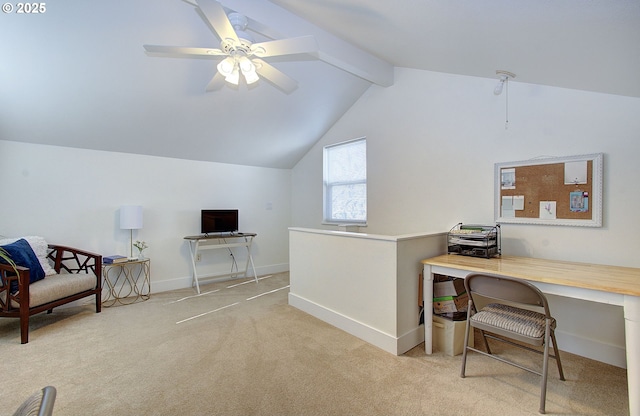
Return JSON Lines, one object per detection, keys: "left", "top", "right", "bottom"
{"left": 237, "top": 56, "right": 258, "bottom": 84}
{"left": 225, "top": 68, "right": 240, "bottom": 85}
{"left": 143, "top": 1, "right": 316, "bottom": 93}
{"left": 238, "top": 56, "right": 253, "bottom": 73}
{"left": 217, "top": 57, "right": 235, "bottom": 77}
{"left": 244, "top": 69, "right": 259, "bottom": 84}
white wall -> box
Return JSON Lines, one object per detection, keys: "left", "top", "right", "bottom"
{"left": 293, "top": 68, "right": 640, "bottom": 261}
{"left": 0, "top": 141, "right": 291, "bottom": 292}
{"left": 291, "top": 68, "right": 640, "bottom": 365}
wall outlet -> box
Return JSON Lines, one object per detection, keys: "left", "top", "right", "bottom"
{"left": 196, "top": 254, "right": 201, "bottom": 262}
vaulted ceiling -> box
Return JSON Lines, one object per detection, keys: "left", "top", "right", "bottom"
{"left": 1, "top": 0, "right": 638, "bottom": 169}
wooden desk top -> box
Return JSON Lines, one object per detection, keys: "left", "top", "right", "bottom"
{"left": 422, "top": 254, "right": 640, "bottom": 297}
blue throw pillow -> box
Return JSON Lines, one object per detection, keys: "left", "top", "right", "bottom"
{"left": 0, "top": 238, "right": 46, "bottom": 293}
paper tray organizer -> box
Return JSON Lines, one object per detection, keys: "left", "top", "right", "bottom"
{"left": 447, "top": 223, "right": 501, "bottom": 258}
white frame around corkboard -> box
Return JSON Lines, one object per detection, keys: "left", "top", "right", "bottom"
{"left": 494, "top": 153, "right": 603, "bottom": 227}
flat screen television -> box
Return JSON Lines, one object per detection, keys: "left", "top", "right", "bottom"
{"left": 201, "top": 209, "right": 238, "bottom": 234}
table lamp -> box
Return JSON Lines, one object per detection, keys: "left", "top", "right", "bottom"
{"left": 120, "top": 205, "right": 143, "bottom": 259}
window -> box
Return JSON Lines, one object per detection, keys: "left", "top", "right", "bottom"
{"left": 323, "top": 138, "right": 367, "bottom": 224}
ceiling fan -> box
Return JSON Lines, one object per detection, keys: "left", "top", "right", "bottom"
{"left": 143, "top": 0, "right": 318, "bottom": 93}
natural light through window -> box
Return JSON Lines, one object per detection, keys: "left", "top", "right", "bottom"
{"left": 323, "top": 138, "right": 367, "bottom": 224}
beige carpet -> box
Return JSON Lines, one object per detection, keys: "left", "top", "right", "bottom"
{"left": 0, "top": 272, "right": 629, "bottom": 415}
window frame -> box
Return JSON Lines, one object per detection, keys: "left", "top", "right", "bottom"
{"left": 322, "top": 137, "right": 367, "bottom": 225}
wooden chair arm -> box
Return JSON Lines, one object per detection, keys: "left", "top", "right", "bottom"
{"left": 0, "top": 263, "right": 28, "bottom": 274}
{"left": 0, "top": 263, "right": 30, "bottom": 312}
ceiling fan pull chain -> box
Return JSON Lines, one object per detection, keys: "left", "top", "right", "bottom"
{"left": 494, "top": 70, "right": 515, "bottom": 130}
{"left": 505, "top": 78, "right": 509, "bottom": 130}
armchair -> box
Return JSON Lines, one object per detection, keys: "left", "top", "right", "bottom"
{"left": 0, "top": 242, "right": 101, "bottom": 344}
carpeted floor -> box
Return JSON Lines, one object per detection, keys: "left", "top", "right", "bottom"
{"left": 0, "top": 272, "right": 629, "bottom": 415}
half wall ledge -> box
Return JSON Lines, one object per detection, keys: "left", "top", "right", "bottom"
{"left": 288, "top": 227, "right": 447, "bottom": 355}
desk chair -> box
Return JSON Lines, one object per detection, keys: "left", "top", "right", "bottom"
{"left": 459, "top": 273, "right": 564, "bottom": 414}
{"left": 12, "top": 386, "right": 56, "bottom": 416}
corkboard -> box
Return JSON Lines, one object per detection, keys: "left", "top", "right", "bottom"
{"left": 500, "top": 161, "right": 592, "bottom": 220}
{"left": 494, "top": 153, "right": 603, "bottom": 227}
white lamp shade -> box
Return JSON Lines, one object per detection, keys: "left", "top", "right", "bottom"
{"left": 120, "top": 205, "right": 143, "bottom": 230}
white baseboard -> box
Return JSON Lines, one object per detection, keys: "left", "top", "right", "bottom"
{"left": 151, "top": 263, "right": 289, "bottom": 294}
{"left": 58, "top": 264, "right": 288, "bottom": 309}
{"left": 288, "top": 293, "right": 626, "bottom": 366}
{"left": 289, "top": 293, "right": 423, "bottom": 356}
{"left": 398, "top": 325, "right": 425, "bottom": 355}
{"left": 556, "top": 329, "right": 627, "bottom": 368}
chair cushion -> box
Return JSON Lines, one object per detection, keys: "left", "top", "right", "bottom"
{"left": 471, "top": 303, "right": 555, "bottom": 339}
{"left": 16, "top": 273, "right": 97, "bottom": 308}
{"left": 0, "top": 239, "right": 45, "bottom": 292}
{"left": 0, "top": 273, "right": 98, "bottom": 308}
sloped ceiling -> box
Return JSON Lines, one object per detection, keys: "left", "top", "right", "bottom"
{"left": 1, "top": 1, "right": 638, "bottom": 169}
{"left": 272, "top": 0, "right": 640, "bottom": 99}
{"left": 0, "top": 0, "right": 386, "bottom": 169}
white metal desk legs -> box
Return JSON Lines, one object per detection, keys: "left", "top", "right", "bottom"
{"left": 187, "top": 240, "right": 201, "bottom": 294}
{"left": 187, "top": 237, "right": 258, "bottom": 294}
{"left": 624, "top": 295, "right": 640, "bottom": 416}
{"left": 243, "top": 237, "right": 258, "bottom": 284}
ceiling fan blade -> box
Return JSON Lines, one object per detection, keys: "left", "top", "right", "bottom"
{"left": 253, "top": 58, "right": 298, "bottom": 94}
{"left": 143, "top": 45, "right": 226, "bottom": 58}
{"left": 251, "top": 35, "right": 318, "bottom": 58}
{"left": 205, "top": 71, "right": 226, "bottom": 92}
{"left": 196, "top": 0, "right": 238, "bottom": 43}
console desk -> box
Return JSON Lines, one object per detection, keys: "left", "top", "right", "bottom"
{"left": 422, "top": 254, "right": 640, "bottom": 416}
{"left": 184, "top": 233, "right": 257, "bottom": 294}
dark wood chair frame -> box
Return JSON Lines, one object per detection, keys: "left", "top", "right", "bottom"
{"left": 0, "top": 244, "right": 102, "bottom": 344}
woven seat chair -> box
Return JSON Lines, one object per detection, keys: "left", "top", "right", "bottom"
{"left": 12, "top": 386, "right": 56, "bottom": 416}
{"left": 460, "top": 273, "right": 564, "bottom": 414}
